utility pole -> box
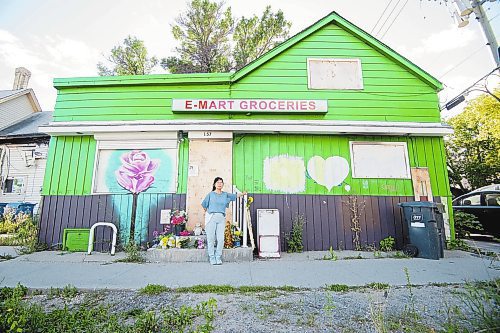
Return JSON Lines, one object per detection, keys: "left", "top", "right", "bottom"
{"left": 453, "top": 0, "right": 499, "bottom": 66}
{"left": 471, "top": 0, "right": 499, "bottom": 66}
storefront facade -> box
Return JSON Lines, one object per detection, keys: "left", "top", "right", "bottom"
{"left": 39, "top": 12, "right": 453, "bottom": 251}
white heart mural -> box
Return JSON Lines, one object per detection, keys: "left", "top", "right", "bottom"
{"left": 307, "top": 156, "right": 350, "bottom": 191}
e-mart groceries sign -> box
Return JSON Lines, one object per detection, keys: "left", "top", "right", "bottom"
{"left": 172, "top": 99, "right": 328, "bottom": 113}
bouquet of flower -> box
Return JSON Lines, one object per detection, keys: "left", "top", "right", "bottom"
{"left": 170, "top": 210, "right": 187, "bottom": 225}
{"left": 152, "top": 230, "right": 176, "bottom": 249}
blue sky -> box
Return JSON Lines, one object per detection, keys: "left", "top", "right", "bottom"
{"left": 0, "top": 0, "right": 498, "bottom": 117}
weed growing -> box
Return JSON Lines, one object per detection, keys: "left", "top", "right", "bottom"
{"left": 139, "top": 284, "right": 170, "bottom": 295}
{"left": 323, "top": 246, "right": 338, "bottom": 261}
{"left": 116, "top": 241, "right": 145, "bottom": 263}
{"left": 0, "top": 284, "right": 217, "bottom": 333}
{"left": 324, "top": 284, "right": 350, "bottom": 292}
{"left": 379, "top": 236, "right": 395, "bottom": 252}
{"left": 285, "top": 215, "right": 305, "bottom": 253}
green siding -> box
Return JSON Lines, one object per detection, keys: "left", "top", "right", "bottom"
{"left": 42, "top": 135, "right": 189, "bottom": 195}
{"left": 177, "top": 138, "right": 189, "bottom": 193}
{"left": 231, "top": 23, "right": 439, "bottom": 123}
{"left": 42, "top": 136, "right": 96, "bottom": 195}
{"left": 233, "top": 134, "right": 450, "bottom": 197}
{"left": 52, "top": 24, "right": 439, "bottom": 123}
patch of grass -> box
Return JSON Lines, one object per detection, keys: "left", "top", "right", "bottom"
{"left": 237, "top": 285, "right": 276, "bottom": 293}
{"left": 176, "top": 284, "right": 235, "bottom": 294}
{"left": 139, "top": 284, "right": 170, "bottom": 295}
{"left": 365, "top": 282, "right": 390, "bottom": 290}
{"left": 256, "top": 290, "right": 281, "bottom": 301}
{"left": 343, "top": 253, "right": 364, "bottom": 260}
{"left": 297, "top": 313, "right": 317, "bottom": 327}
{"left": 256, "top": 304, "right": 275, "bottom": 320}
{"left": 0, "top": 284, "right": 218, "bottom": 333}
{"left": 61, "top": 284, "right": 78, "bottom": 299}
{"left": 324, "top": 284, "right": 350, "bottom": 292}
{"left": 392, "top": 251, "right": 411, "bottom": 259}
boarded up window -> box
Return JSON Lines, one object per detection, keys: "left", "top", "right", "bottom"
{"left": 307, "top": 58, "right": 363, "bottom": 90}
{"left": 93, "top": 140, "right": 178, "bottom": 194}
{"left": 350, "top": 142, "right": 410, "bottom": 179}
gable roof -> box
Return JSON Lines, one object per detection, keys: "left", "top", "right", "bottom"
{"left": 0, "top": 88, "right": 42, "bottom": 112}
{"left": 231, "top": 11, "right": 442, "bottom": 90}
{"left": 0, "top": 111, "right": 52, "bottom": 139}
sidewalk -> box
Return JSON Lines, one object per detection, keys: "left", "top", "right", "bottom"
{"left": 1, "top": 248, "right": 499, "bottom": 290}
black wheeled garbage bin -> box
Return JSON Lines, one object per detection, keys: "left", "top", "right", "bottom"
{"left": 398, "top": 201, "right": 445, "bottom": 260}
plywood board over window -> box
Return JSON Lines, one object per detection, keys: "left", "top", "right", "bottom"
{"left": 350, "top": 142, "right": 410, "bottom": 179}
{"left": 307, "top": 58, "right": 363, "bottom": 90}
{"left": 92, "top": 135, "right": 178, "bottom": 195}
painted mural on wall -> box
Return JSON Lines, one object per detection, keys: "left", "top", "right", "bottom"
{"left": 95, "top": 149, "right": 176, "bottom": 194}
{"left": 263, "top": 154, "right": 351, "bottom": 193}
{"left": 94, "top": 149, "right": 177, "bottom": 242}
{"left": 263, "top": 155, "right": 306, "bottom": 193}
{"left": 307, "top": 156, "right": 350, "bottom": 191}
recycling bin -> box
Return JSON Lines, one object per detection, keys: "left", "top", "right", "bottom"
{"left": 0, "top": 203, "right": 7, "bottom": 217}
{"left": 398, "top": 201, "right": 445, "bottom": 260}
{"left": 5, "top": 202, "right": 36, "bottom": 217}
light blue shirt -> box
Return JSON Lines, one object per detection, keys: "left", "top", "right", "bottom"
{"left": 201, "top": 191, "right": 237, "bottom": 216}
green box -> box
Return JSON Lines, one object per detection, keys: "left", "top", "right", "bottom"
{"left": 62, "top": 228, "right": 90, "bottom": 252}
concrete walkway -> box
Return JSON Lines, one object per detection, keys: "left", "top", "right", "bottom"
{"left": 1, "top": 248, "right": 499, "bottom": 290}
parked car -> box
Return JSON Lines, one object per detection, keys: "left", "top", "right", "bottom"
{"left": 452, "top": 184, "right": 500, "bottom": 237}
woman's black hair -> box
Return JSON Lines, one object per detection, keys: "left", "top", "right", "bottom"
{"left": 212, "top": 177, "right": 223, "bottom": 191}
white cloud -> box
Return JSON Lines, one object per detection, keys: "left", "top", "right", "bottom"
{"left": 395, "top": 25, "right": 476, "bottom": 59}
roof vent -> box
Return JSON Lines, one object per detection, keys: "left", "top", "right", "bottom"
{"left": 13, "top": 67, "right": 31, "bottom": 90}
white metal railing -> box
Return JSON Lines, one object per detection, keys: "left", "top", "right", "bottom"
{"left": 232, "top": 186, "right": 248, "bottom": 248}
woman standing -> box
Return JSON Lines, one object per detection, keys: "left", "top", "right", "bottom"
{"left": 201, "top": 177, "right": 246, "bottom": 265}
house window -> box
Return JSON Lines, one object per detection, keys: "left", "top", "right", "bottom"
{"left": 92, "top": 139, "right": 178, "bottom": 194}
{"left": 350, "top": 142, "right": 411, "bottom": 179}
{"left": 3, "top": 176, "right": 26, "bottom": 194}
{"left": 307, "top": 58, "right": 363, "bottom": 90}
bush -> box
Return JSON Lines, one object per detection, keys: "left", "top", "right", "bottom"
{"left": 454, "top": 211, "right": 483, "bottom": 238}
{"left": 379, "top": 236, "right": 395, "bottom": 252}
{"left": 285, "top": 215, "right": 305, "bottom": 253}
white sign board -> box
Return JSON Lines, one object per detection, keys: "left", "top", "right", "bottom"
{"left": 172, "top": 99, "right": 328, "bottom": 112}
{"left": 160, "top": 209, "right": 171, "bottom": 224}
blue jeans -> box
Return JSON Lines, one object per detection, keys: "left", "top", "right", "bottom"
{"left": 206, "top": 213, "right": 225, "bottom": 262}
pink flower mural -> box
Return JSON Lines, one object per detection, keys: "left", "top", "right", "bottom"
{"left": 115, "top": 150, "right": 159, "bottom": 194}
{"left": 115, "top": 150, "right": 159, "bottom": 242}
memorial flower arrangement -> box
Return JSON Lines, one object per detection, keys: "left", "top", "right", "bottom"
{"left": 170, "top": 210, "right": 187, "bottom": 225}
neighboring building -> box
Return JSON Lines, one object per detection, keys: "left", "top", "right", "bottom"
{"left": 39, "top": 12, "right": 453, "bottom": 250}
{"left": 0, "top": 67, "right": 52, "bottom": 214}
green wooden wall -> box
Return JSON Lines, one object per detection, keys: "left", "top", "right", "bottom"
{"left": 42, "top": 136, "right": 189, "bottom": 195}
{"left": 233, "top": 134, "right": 451, "bottom": 197}
{"left": 52, "top": 23, "right": 439, "bottom": 123}
{"left": 230, "top": 23, "right": 439, "bottom": 122}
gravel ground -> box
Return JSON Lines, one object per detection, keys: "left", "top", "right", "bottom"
{"left": 23, "top": 284, "right": 481, "bottom": 333}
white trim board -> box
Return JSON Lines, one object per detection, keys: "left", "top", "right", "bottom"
{"left": 40, "top": 120, "right": 453, "bottom": 137}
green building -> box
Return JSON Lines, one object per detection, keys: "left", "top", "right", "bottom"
{"left": 39, "top": 12, "right": 453, "bottom": 251}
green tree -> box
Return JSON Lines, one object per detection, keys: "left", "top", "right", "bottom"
{"left": 233, "top": 6, "right": 291, "bottom": 70}
{"left": 97, "top": 36, "right": 158, "bottom": 76}
{"left": 162, "top": 0, "right": 233, "bottom": 74}
{"left": 445, "top": 89, "right": 500, "bottom": 191}
{"left": 163, "top": 1, "right": 291, "bottom": 73}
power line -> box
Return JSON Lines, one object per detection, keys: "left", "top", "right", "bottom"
{"left": 440, "top": 66, "right": 500, "bottom": 110}
{"left": 439, "top": 45, "right": 486, "bottom": 78}
{"left": 371, "top": 0, "right": 395, "bottom": 33}
{"left": 373, "top": 0, "right": 402, "bottom": 37}
{"left": 380, "top": 0, "right": 410, "bottom": 39}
